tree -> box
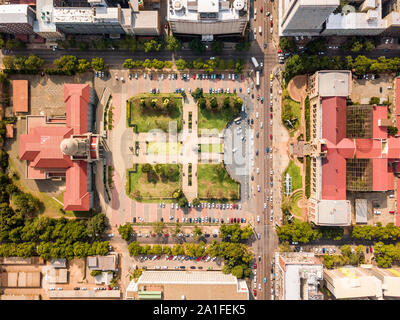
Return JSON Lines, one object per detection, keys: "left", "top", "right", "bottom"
{"left": 91, "top": 57, "right": 105, "bottom": 71}
{"left": 193, "top": 58, "right": 204, "bottom": 70}
{"left": 151, "top": 244, "right": 162, "bottom": 255}
{"left": 13, "top": 193, "right": 41, "bottom": 217}
{"left": 164, "top": 61, "right": 173, "bottom": 69}
{"left": 86, "top": 213, "right": 108, "bottom": 240}
{"left": 231, "top": 265, "right": 244, "bottom": 278}
{"left": 279, "top": 37, "right": 297, "bottom": 52}
{"left": 388, "top": 126, "right": 398, "bottom": 136}
{"left": 193, "top": 225, "right": 203, "bottom": 240}
{"left": 77, "top": 40, "right": 89, "bottom": 51}
{"left": 223, "top": 96, "right": 230, "bottom": 109}
{"left": 340, "top": 244, "right": 352, "bottom": 257}
{"left": 369, "top": 97, "right": 380, "bottom": 105}
{"left": 120, "top": 35, "right": 138, "bottom": 52}
{"left": 235, "top": 41, "right": 250, "bottom": 52}
{"left": 152, "top": 221, "right": 165, "bottom": 235}
{"left": 141, "top": 164, "right": 152, "bottom": 173}
{"left": 191, "top": 88, "right": 203, "bottom": 100}
{"left": 118, "top": 223, "right": 133, "bottom": 241}
{"left": 276, "top": 220, "right": 318, "bottom": 243}
{"left": 192, "top": 198, "right": 200, "bottom": 207}
{"left": 364, "top": 40, "right": 375, "bottom": 51}
{"left": 0, "top": 38, "right": 4, "bottom": 49}
{"left": 210, "top": 96, "right": 218, "bottom": 109}
{"left": 54, "top": 55, "right": 78, "bottom": 75}
{"left": 5, "top": 39, "right": 25, "bottom": 50}
{"left": 166, "top": 35, "right": 182, "bottom": 51}
{"left": 351, "top": 41, "right": 364, "bottom": 53}
{"left": 143, "top": 39, "right": 162, "bottom": 53}
{"left": 175, "top": 59, "right": 186, "bottom": 70}
{"left": 211, "top": 41, "right": 224, "bottom": 54}
{"left": 24, "top": 55, "right": 44, "bottom": 72}
{"left": 90, "top": 270, "right": 102, "bottom": 277}
{"left": 189, "top": 39, "right": 205, "bottom": 54}
{"left": 122, "top": 59, "right": 135, "bottom": 69}
{"left": 77, "top": 59, "right": 90, "bottom": 73}
{"left": 128, "top": 241, "right": 142, "bottom": 256}
{"left": 178, "top": 195, "right": 188, "bottom": 207}
{"left": 197, "top": 98, "right": 206, "bottom": 109}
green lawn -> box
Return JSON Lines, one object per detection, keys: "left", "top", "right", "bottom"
{"left": 281, "top": 89, "right": 301, "bottom": 137}
{"left": 127, "top": 93, "right": 183, "bottom": 132}
{"left": 197, "top": 164, "right": 240, "bottom": 200}
{"left": 289, "top": 190, "right": 303, "bottom": 219}
{"left": 199, "top": 144, "right": 223, "bottom": 153}
{"left": 127, "top": 164, "right": 181, "bottom": 200}
{"left": 283, "top": 160, "right": 302, "bottom": 192}
{"left": 198, "top": 94, "right": 241, "bottom": 133}
{"left": 147, "top": 142, "right": 182, "bottom": 155}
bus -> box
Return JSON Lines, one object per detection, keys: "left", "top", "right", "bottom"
{"left": 256, "top": 71, "right": 260, "bottom": 86}
{"left": 251, "top": 57, "right": 259, "bottom": 69}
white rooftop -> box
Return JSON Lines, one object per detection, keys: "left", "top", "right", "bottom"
{"left": 137, "top": 271, "right": 239, "bottom": 285}
{"left": 198, "top": 0, "right": 219, "bottom": 13}
{"left": 317, "top": 200, "right": 352, "bottom": 226}
{"left": 168, "top": 0, "right": 245, "bottom": 21}
{"left": 317, "top": 70, "right": 351, "bottom": 97}
{"left": 0, "top": 4, "right": 31, "bottom": 24}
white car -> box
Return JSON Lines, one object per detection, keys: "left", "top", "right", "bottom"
{"left": 254, "top": 282, "right": 257, "bottom": 289}
{"left": 270, "top": 27, "right": 273, "bottom": 34}
{"left": 228, "top": 74, "right": 231, "bottom": 80}
{"left": 258, "top": 283, "right": 262, "bottom": 290}
{"left": 256, "top": 112, "right": 259, "bottom": 119}
{"left": 256, "top": 168, "right": 260, "bottom": 174}
{"left": 270, "top": 169, "right": 273, "bottom": 175}
{"left": 259, "top": 26, "right": 262, "bottom": 34}
{"left": 266, "top": 11, "right": 270, "bottom": 17}
{"left": 264, "top": 203, "right": 267, "bottom": 209}
{"left": 257, "top": 216, "right": 260, "bottom": 223}
{"left": 270, "top": 15, "right": 273, "bottom": 21}
{"left": 270, "top": 216, "right": 273, "bottom": 222}
{"left": 257, "top": 185, "right": 260, "bottom": 192}
{"left": 260, "top": 122, "right": 263, "bottom": 129}
{"left": 270, "top": 154, "right": 273, "bottom": 159}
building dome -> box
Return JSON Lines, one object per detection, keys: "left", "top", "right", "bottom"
{"left": 60, "top": 138, "right": 78, "bottom": 156}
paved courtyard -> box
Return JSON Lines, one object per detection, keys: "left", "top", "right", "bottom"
{"left": 95, "top": 68, "right": 259, "bottom": 227}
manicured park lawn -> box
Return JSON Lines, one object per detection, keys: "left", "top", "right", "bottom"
{"left": 281, "top": 89, "right": 301, "bottom": 137}
{"left": 127, "top": 93, "right": 183, "bottom": 132}
{"left": 197, "top": 164, "right": 240, "bottom": 200}
{"left": 127, "top": 164, "right": 181, "bottom": 200}
{"left": 147, "top": 142, "right": 182, "bottom": 155}
{"left": 198, "top": 94, "right": 241, "bottom": 133}
{"left": 283, "top": 160, "right": 302, "bottom": 192}
{"left": 199, "top": 144, "right": 223, "bottom": 153}
{"left": 289, "top": 190, "right": 303, "bottom": 219}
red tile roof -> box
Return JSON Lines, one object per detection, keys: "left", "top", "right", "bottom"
{"left": 19, "top": 84, "right": 91, "bottom": 211}
{"left": 321, "top": 96, "right": 400, "bottom": 200}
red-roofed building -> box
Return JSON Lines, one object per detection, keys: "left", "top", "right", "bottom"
{"left": 307, "top": 71, "right": 400, "bottom": 226}
{"left": 19, "top": 84, "right": 102, "bottom": 211}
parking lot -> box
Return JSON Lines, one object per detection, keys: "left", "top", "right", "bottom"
{"left": 133, "top": 254, "right": 223, "bottom": 271}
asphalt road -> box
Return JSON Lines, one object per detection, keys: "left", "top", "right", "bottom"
{"left": 248, "top": 0, "right": 279, "bottom": 300}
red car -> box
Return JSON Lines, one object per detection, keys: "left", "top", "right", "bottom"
{"left": 151, "top": 233, "right": 156, "bottom": 237}
{"left": 260, "top": 7, "right": 263, "bottom": 12}
{"left": 193, "top": 74, "right": 196, "bottom": 79}
{"left": 370, "top": 247, "right": 373, "bottom": 253}
{"left": 270, "top": 21, "right": 273, "bottom": 27}
{"left": 257, "top": 94, "right": 260, "bottom": 100}
{"left": 270, "top": 113, "right": 273, "bottom": 119}
{"left": 164, "top": 23, "right": 168, "bottom": 29}
{"left": 196, "top": 257, "right": 201, "bottom": 261}
{"left": 156, "top": 255, "right": 161, "bottom": 260}
{"left": 233, "top": 203, "right": 236, "bottom": 209}
{"left": 277, "top": 49, "right": 282, "bottom": 53}
{"left": 270, "top": 134, "right": 273, "bottom": 140}
{"left": 254, "top": 263, "right": 257, "bottom": 269}
{"left": 168, "top": 255, "right": 173, "bottom": 260}
{"left": 202, "top": 256, "right": 207, "bottom": 260}
{"left": 230, "top": 218, "right": 234, "bottom": 223}
{"left": 164, "top": 233, "right": 169, "bottom": 237}
{"left": 253, "top": 289, "right": 257, "bottom": 296}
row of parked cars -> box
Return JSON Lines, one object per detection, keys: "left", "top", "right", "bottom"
{"left": 139, "top": 255, "right": 218, "bottom": 262}
{"left": 159, "top": 202, "right": 242, "bottom": 210}
{"left": 164, "top": 216, "right": 247, "bottom": 224}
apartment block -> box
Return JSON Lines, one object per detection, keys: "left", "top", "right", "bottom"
{"left": 274, "top": 252, "right": 324, "bottom": 300}
{"left": 167, "top": 0, "right": 249, "bottom": 39}
{"left": 279, "top": 0, "right": 339, "bottom": 36}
